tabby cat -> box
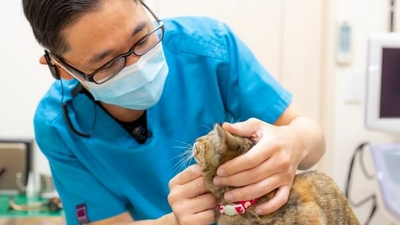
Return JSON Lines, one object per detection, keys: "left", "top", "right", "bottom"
{"left": 192, "top": 124, "right": 360, "bottom": 225}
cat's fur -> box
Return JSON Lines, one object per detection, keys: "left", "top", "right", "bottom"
{"left": 192, "top": 124, "right": 360, "bottom": 225}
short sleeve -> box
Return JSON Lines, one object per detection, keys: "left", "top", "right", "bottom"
{"left": 218, "top": 23, "right": 292, "bottom": 123}
{"left": 34, "top": 118, "right": 127, "bottom": 225}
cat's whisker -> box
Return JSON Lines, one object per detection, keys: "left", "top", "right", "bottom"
{"left": 229, "top": 116, "right": 242, "bottom": 124}
{"left": 169, "top": 147, "right": 193, "bottom": 161}
{"left": 171, "top": 151, "right": 195, "bottom": 173}
{"left": 172, "top": 145, "right": 191, "bottom": 150}
{"left": 203, "top": 115, "right": 215, "bottom": 128}
{"left": 219, "top": 115, "right": 228, "bottom": 125}
{"left": 171, "top": 139, "right": 193, "bottom": 148}
{"left": 212, "top": 114, "right": 228, "bottom": 126}
{"left": 171, "top": 154, "right": 186, "bottom": 169}
{"left": 169, "top": 144, "right": 196, "bottom": 173}
{"left": 197, "top": 124, "right": 212, "bottom": 132}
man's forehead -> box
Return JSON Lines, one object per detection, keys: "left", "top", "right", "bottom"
{"left": 87, "top": 21, "right": 147, "bottom": 65}
{"left": 60, "top": 0, "right": 146, "bottom": 67}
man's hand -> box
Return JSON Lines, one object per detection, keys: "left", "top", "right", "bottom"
{"left": 213, "top": 118, "right": 304, "bottom": 215}
{"left": 168, "top": 164, "right": 217, "bottom": 225}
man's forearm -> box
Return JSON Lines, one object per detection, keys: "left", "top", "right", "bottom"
{"left": 289, "top": 116, "right": 326, "bottom": 170}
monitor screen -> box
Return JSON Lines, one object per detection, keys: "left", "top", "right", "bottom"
{"left": 380, "top": 48, "right": 400, "bottom": 118}
{"left": 365, "top": 33, "right": 400, "bottom": 134}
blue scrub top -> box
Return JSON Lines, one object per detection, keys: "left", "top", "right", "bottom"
{"left": 34, "top": 16, "right": 292, "bottom": 225}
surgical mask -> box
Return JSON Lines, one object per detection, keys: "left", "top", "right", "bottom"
{"left": 84, "top": 43, "right": 169, "bottom": 110}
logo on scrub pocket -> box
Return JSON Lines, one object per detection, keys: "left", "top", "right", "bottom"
{"left": 76, "top": 203, "right": 89, "bottom": 224}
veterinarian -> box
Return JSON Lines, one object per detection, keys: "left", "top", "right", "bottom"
{"left": 23, "top": 0, "right": 326, "bottom": 224}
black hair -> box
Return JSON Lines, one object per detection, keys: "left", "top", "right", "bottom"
{"left": 22, "top": 0, "right": 139, "bottom": 56}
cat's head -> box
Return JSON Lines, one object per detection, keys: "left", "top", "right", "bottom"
{"left": 193, "top": 124, "right": 255, "bottom": 173}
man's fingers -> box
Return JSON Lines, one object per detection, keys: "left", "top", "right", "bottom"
{"left": 222, "top": 118, "right": 261, "bottom": 137}
{"left": 214, "top": 156, "right": 278, "bottom": 187}
{"left": 177, "top": 209, "right": 216, "bottom": 225}
{"left": 255, "top": 185, "right": 291, "bottom": 215}
{"left": 171, "top": 193, "right": 217, "bottom": 225}
{"left": 169, "top": 164, "right": 203, "bottom": 187}
{"left": 173, "top": 193, "right": 217, "bottom": 215}
{"left": 169, "top": 176, "right": 208, "bottom": 201}
{"left": 221, "top": 174, "right": 281, "bottom": 203}
{"left": 216, "top": 137, "right": 275, "bottom": 177}
{"left": 168, "top": 165, "right": 217, "bottom": 225}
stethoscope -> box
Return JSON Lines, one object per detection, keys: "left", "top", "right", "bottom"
{"left": 61, "top": 84, "right": 95, "bottom": 138}
{"left": 8, "top": 196, "right": 63, "bottom": 212}
{"left": 44, "top": 52, "right": 149, "bottom": 141}
{"left": 8, "top": 173, "right": 63, "bottom": 212}
{"left": 44, "top": 52, "right": 95, "bottom": 138}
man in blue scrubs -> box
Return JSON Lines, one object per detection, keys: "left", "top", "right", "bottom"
{"left": 22, "top": 0, "right": 326, "bottom": 224}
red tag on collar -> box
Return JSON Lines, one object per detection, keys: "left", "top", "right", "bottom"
{"left": 218, "top": 198, "right": 259, "bottom": 216}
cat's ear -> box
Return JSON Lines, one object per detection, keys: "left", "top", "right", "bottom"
{"left": 214, "top": 124, "right": 235, "bottom": 148}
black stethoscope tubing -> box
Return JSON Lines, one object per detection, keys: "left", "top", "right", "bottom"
{"left": 62, "top": 84, "right": 94, "bottom": 138}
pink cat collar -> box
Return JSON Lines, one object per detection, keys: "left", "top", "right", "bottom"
{"left": 218, "top": 198, "right": 259, "bottom": 216}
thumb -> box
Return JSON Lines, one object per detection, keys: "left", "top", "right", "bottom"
{"left": 221, "top": 118, "right": 260, "bottom": 137}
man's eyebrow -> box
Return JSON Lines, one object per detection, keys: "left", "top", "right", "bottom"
{"left": 87, "top": 21, "right": 148, "bottom": 65}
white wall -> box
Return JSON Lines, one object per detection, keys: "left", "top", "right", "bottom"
{"left": 325, "top": 0, "right": 400, "bottom": 224}
{"left": 157, "top": 0, "right": 283, "bottom": 82}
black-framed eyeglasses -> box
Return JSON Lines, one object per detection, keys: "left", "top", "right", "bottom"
{"left": 44, "top": 2, "right": 164, "bottom": 84}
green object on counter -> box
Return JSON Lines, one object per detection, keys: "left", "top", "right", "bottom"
{"left": 0, "top": 195, "right": 64, "bottom": 217}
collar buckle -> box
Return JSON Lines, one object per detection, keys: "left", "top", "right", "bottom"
{"left": 218, "top": 198, "right": 259, "bottom": 216}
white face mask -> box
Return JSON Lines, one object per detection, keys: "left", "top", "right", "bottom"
{"left": 84, "top": 43, "right": 169, "bottom": 110}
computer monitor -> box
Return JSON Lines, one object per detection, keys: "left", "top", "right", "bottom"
{"left": 0, "top": 139, "right": 33, "bottom": 195}
{"left": 365, "top": 33, "right": 400, "bottom": 134}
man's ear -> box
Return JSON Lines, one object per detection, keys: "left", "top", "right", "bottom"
{"left": 39, "top": 55, "right": 75, "bottom": 80}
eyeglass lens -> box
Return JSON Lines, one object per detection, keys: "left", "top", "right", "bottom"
{"left": 92, "top": 26, "right": 164, "bottom": 84}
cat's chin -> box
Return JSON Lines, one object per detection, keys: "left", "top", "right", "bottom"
{"left": 193, "top": 160, "right": 209, "bottom": 171}
{"left": 193, "top": 157, "right": 202, "bottom": 165}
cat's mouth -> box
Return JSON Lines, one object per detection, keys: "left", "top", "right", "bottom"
{"left": 192, "top": 143, "right": 202, "bottom": 164}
